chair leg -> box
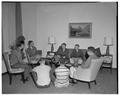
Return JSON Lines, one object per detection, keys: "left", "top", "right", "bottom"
{"left": 21, "top": 73, "right": 25, "bottom": 83}
{"left": 9, "top": 74, "right": 12, "bottom": 85}
{"left": 88, "top": 82, "right": 91, "bottom": 89}
{"left": 94, "top": 80, "right": 97, "bottom": 85}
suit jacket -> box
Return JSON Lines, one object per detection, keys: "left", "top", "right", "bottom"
{"left": 56, "top": 46, "right": 69, "bottom": 59}
{"left": 70, "top": 49, "right": 84, "bottom": 60}
{"left": 27, "top": 46, "right": 37, "bottom": 57}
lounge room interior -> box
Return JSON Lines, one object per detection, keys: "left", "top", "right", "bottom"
{"left": 2, "top": 2, "right": 118, "bottom": 94}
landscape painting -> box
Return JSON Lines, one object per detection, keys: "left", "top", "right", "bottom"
{"left": 69, "top": 23, "right": 92, "bottom": 38}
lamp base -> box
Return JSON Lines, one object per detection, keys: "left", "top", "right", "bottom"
{"left": 51, "top": 44, "right": 54, "bottom": 52}
{"left": 106, "top": 45, "right": 110, "bottom": 56}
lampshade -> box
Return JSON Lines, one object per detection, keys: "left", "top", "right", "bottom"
{"left": 104, "top": 37, "right": 113, "bottom": 46}
{"left": 48, "top": 36, "right": 56, "bottom": 44}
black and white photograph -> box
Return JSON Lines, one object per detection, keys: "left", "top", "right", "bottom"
{"left": 2, "top": 1, "right": 118, "bottom": 94}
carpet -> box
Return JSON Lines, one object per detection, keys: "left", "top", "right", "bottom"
{"left": 2, "top": 69, "right": 118, "bottom": 94}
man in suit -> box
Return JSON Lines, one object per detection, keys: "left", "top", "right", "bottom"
{"left": 70, "top": 44, "right": 85, "bottom": 66}
{"left": 27, "top": 40, "right": 41, "bottom": 61}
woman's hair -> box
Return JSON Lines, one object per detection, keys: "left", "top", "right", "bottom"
{"left": 61, "top": 43, "right": 66, "bottom": 46}
{"left": 28, "top": 40, "right": 33, "bottom": 46}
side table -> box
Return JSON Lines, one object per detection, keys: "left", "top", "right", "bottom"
{"left": 101, "top": 54, "right": 113, "bottom": 73}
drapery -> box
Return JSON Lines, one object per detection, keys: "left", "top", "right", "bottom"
{"left": 2, "top": 2, "right": 23, "bottom": 52}
{"left": 16, "top": 2, "right": 23, "bottom": 39}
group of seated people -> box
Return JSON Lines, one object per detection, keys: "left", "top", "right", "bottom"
{"left": 9, "top": 36, "right": 99, "bottom": 88}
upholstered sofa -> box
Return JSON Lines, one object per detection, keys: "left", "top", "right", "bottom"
{"left": 47, "top": 47, "right": 101, "bottom": 60}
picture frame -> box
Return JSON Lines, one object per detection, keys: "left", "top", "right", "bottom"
{"left": 69, "top": 23, "right": 92, "bottom": 38}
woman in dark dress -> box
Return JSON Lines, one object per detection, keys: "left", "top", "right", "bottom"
{"left": 54, "top": 43, "right": 69, "bottom": 66}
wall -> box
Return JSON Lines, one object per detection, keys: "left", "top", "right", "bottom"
{"left": 21, "top": 2, "right": 117, "bottom": 68}
{"left": 21, "top": 3, "right": 38, "bottom": 48}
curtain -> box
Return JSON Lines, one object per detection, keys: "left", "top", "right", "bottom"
{"left": 2, "top": 3, "right": 16, "bottom": 52}
{"left": 16, "top": 2, "right": 23, "bottom": 39}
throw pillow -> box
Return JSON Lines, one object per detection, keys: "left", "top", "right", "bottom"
{"left": 95, "top": 48, "right": 101, "bottom": 57}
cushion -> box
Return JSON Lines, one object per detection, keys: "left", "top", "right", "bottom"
{"left": 95, "top": 48, "right": 101, "bottom": 57}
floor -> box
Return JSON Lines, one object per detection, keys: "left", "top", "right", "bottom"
{"left": 2, "top": 69, "right": 118, "bottom": 94}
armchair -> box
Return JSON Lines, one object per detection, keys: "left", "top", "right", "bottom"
{"left": 70, "top": 57, "right": 104, "bottom": 88}
{"left": 3, "top": 52, "right": 25, "bottom": 85}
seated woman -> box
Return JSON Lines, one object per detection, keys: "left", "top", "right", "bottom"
{"left": 27, "top": 40, "right": 41, "bottom": 62}
{"left": 70, "top": 47, "right": 98, "bottom": 83}
{"left": 70, "top": 44, "right": 85, "bottom": 66}
{"left": 54, "top": 43, "right": 69, "bottom": 66}
{"left": 32, "top": 59, "right": 51, "bottom": 87}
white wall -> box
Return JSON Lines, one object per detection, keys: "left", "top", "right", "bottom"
{"left": 21, "top": 3, "right": 38, "bottom": 48}
{"left": 21, "top": 2, "right": 117, "bottom": 68}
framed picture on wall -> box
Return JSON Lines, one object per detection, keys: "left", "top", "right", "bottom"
{"left": 69, "top": 23, "right": 92, "bottom": 38}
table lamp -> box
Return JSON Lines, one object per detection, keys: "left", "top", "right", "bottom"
{"left": 48, "top": 36, "right": 56, "bottom": 52}
{"left": 104, "top": 37, "right": 113, "bottom": 56}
